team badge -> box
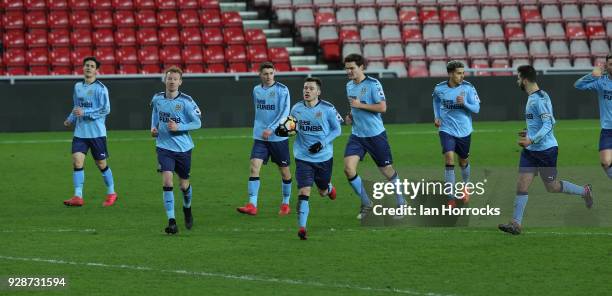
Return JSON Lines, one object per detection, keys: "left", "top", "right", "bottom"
{"left": 315, "top": 111, "right": 322, "bottom": 119}
{"left": 360, "top": 87, "right": 367, "bottom": 96}
{"left": 269, "top": 91, "right": 276, "bottom": 98}
{"left": 87, "top": 90, "right": 93, "bottom": 96}
{"left": 175, "top": 104, "right": 182, "bottom": 111}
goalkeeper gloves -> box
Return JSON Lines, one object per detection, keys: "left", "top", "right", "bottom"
{"left": 274, "top": 125, "right": 289, "bottom": 137}
{"left": 308, "top": 142, "right": 323, "bottom": 154}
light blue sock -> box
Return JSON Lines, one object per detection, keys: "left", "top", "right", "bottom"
{"left": 348, "top": 175, "right": 371, "bottom": 206}
{"left": 445, "top": 165, "right": 455, "bottom": 199}
{"left": 182, "top": 185, "right": 192, "bottom": 208}
{"left": 512, "top": 193, "right": 528, "bottom": 225}
{"left": 163, "top": 187, "right": 175, "bottom": 219}
{"left": 389, "top": 172, "right": 406, "bottom": 206}
{"left": 606, "top": 165, "right": 612, "bottom": 179}
{"left": 282, "top": 178, "right": 292, "bottom": 204}
{"left": 297, "top": 195, "right": 309, "bottom": 228}
{"left": 100, "top": 166, "right": 115, "bottom": 194}
{"left": 73, "top": 168, "right": 84, "bottom": 198}
{"left": 248, "top": 177, "right": 260, "bottom": 207}
{"left": 461, "top": 163, "right": 471, "bottom": 183}
{"left": 560, "top": 180, "right": 585, "bottom": 197}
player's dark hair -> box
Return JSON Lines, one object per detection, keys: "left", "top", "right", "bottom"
{"left": 82, "top": 56, "right": 100, "bottom": 69}
{"left": 304, "top": 77, "right": 322, "bottom": 89}
{"left": 446, "top": 60, "right": 464, "bottom": 73}
{"left": 259, "top": 62, "right": 275, "bottom": 73}
{"left": 606, "top": 53, "right": 612, "bottom": 62}
{"left": 517, "top": 65, "right": 537, "bottom": 82}
{"left": 164, "top": 66, "right": 183, "bottom": 78}
{"left": 344, "top": 53, "right": 365, "bottom": 67}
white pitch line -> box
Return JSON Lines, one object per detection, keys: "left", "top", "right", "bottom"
{"left": 0, "top": 127, "right": 599, "bottom": 145}
{"left": 0, "top": 255, "right": 450, "bottom": 296}
{"left": 0, "top": 228, "right": 96, "bottom": 233}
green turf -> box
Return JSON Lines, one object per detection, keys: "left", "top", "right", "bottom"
{"left": 1, "top": 120, "right": 610, "bottom": 296}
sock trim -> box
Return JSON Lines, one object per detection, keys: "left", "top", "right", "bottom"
{"left": 298, "top": 195, "right": 309, "bottom": 201}
{"left": 100, "top": 166, "right": 109, "bottom": 173}
{"left": 163, "top": 186, "right": 173, "bottom": 191}
{"left": 249, "top": 177, "right": 260, "bottom": 181}
{"left": 181, "top": 185, "right": 191, "bottom": 193}
{"left": 348, "top": 174, "right": 359, "bottom": 182}
{"left": 516, "top": 191, "right": 528, "bottom": 196}
{"left": 74, "top": 167, "right": 84, "bottom": 171}
{"left": 282, "top": 178, "right": 292, "bottom": 184}
{"left": 445, "top": 165, "right": 455, "bottom": 169}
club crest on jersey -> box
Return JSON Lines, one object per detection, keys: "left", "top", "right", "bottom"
{"left": 175, "top": 104, "right": 182, "bottom": 111}
{"left": 315, "top": 111, "right": 322, "bottom": 119}
{"left": 360, "top": 87, "right": 367, "bottom": 96}
{"left": 268, "top": 91, "right": 276, "bottom": 98}
{"left": 87, "top": 90, "right": 93, "bottom": 96}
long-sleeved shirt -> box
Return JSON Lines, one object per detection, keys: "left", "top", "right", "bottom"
{"left": 574, "top": 73, "right": 612, "bottom": 129}
{"left": 252, "top": 82, "right": 291, "bottom": 142}
{"left": 66, "top": 80, "right": 110, "bottom": 138}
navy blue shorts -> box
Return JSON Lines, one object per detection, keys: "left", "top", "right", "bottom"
{"left": 439, "top": 131, "right": 471, "bottom": 159}
{"left": 157, "top": 147, "right": 192, "bottom": 179}
{"left": 344, "top": 131, "right": 393, "bottom": 167}
{"left": 295, "top": 158, "right": 333, "bottom": 190}
{"left": 519, "top": 146, "right": 558, "bottom": 182}
{"left": 599, "top": 129, "right": 612, "bottom": 151}
{"left": 72, "top": 136, "right": 108, "bottom": 160}
{"left": 250, "top": 139, "right": 290, "bottom": 167}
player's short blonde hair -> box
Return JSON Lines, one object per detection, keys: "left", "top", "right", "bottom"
{"left": 164, "top": 66, "right": 183, "bottom": 78}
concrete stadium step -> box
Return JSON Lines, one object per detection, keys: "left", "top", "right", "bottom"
{"left": 290, "top": 55, "right": 317, "bottom": 66}
{"left": 267, "top": 38, "right": 293, "bottom": 48}
{"left": 243, "top": 20, "right": 269, "bottom": 30}
{"left": 238, "top": 11, "right": 259, "bottom": 20}
{"left": 286, "top": 47, "right": 304, "bottom": 55}
{"left": 220, "top": 2, "right": 246, "bottom": 12}
{"left": 263, "top": 29, "right": 281, "bottom": 38}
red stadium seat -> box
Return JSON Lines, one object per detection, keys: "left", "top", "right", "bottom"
{"left": 491, "top": 59, "right": 511, "bottom": 76}
{"left": 49, "top": 29, "right": 70, "bottom": 47}
{"left": 505, "top": 23, "right": 525, "bottom": 41}
{"left": 71, "top": 10, "right": 92, "bottom": 28}
{"left": 160, "top": 46, "right": 183, "bottom": 64}
{"left": 183, "top": 45, "right": 204, "bottom": 64}
{"left": 566, "top": 23, "right": 587, "bottom": 40}
{"left": 50, "top": 47, "right": 71, "bottom": 66}
{"left": 29, "top": 66, "right": 50, "bottom": 75}
{"left": 94, "top": 47, "right": 116, "bottom": 65}
{"left": 136, "top": 10, "right": 158, "bottom": 27}
{"left": 402, "top": 25, "right": 422, "bottom": 42}
{"left": 521, "top": 5, "right": 541, "bottom": 23}
{"left": 420, "top": 6, "right": 439, "bottom": 23}
{"left": 134, "top": 0, "right": 156, "bottom": 10}
{"left": 202, "top": 28, "right": 223, "bottom": 45}
{"left": 115, "top": 28, "right": 137, "bottom": 46}
{"left": 274, "top": 62, "right": 291, "bottom": 72}
{"left": 184, "top": 64, "right": 204, "bottom": 73}
{"left": 340, "top": 28, "right": 360, "bottom": 43}
{"left": 91, "top": 0, "right": 112, "bottom": 10}
{"left": 158, "top": 10, "right": 179, "bottom": 27}
{"left": 116, "top": 46, "right": 138, "bottom": 64}
{"left": 222, "top": 11, "right": 242, "bottom": 27}
{"left": 49, "top": 11, "right": 70, "bottom": 28}
{"left": 141, "top": 64, "right": 161, "bottom": 74}
{"left": 247, "top": 45, "right": 268, "bottom": 62}
{"left": 7, "top": 67, "right": 28, "bottom": 76}
{"left": 267, "top": 47, "right": 289, "bottom": 63}
{"left": 93, "top": 29, "right": 115, "bottom": 46}
{"left": 25, "top": 11, "right": 47, "bottom": 28}
{"left": 27, "top": 47, "right": 49, "bottom": 65}
{"left": 408, "top": 61, "right": 428, "bottom": 77}
{"left": 26, "top": 29, "right": 47, "bottom": 47}
{"left": 138, "top": 46, "right": 160, "bottom": 64}
{"left": 245, "top": 29, "right": 266, "bottom": 45}
{"left": 157, "top": 0, "right": 177, "bottom": 10}
{"left": 399, "top": 7, "right": 419, "bottom": 25}
{"left": 225, "top": 45, "right": 246, "bottom": 63}
{"left": 321, "top": 43, "right": 340, "bottom": 62}
{"left": 71, "top": 29, "right": 93, "bottom": 47}
{"left": 137, "top": 28, "right": 160, "bottom": 45}
{"left": 201, "top": 10, "right": 221, "bottom": 27}
{"left": 228, "top": 63, "right": 248, "bottom": 73}
{"left": 92, "top": 10, "right": 114, "bottom": 28}
{"left": 199, "top": 0, "right": 219, "bottom": 10}
{"left": 98, "top": 64, "right": 116, "bottom": 74}
{"left": 114, "top": 10, "right": 136, "bottom": 27}
{"left": 440, "top": 6, "right": 460, "bottom": 24}
{"left": 224, "top": 27, "right": 245, "bottom": 45}
{"left": 25, "top": 0, "right": 47, "bottom": 10}
{"left": 471, "top": 60, "right": 490, "bottom": 76}
{"left": 71, "top": 47, "right": 93, "bottom": 65}
{"left": 51, "top": 66, "right": 73, "bottom": 75}
{"left": 5, "top": 0, "right": 24, "bottom": 10}
{"left": 179, "top": 10, "right": 200, "bottom": 27}
{"left": 118, "top": 64, "right": 139, "bottom": 74}
{"left": 69, "top": 0, "right": 90, "bottom": 10}
{"left": 204, "top": 46, "right": 225, "bottom": 64}
{"left": 4, "top": 11, "right": 25, "bottom": 30}
{"left": 4, "top": 30, "right": 26, "bottom": 48}
{"left": 160, "top": 28, "right": 181, "bottom": 45}
{"left": 586, "top": 22, "right": 606, "bottom": 40}
{"left": 112, "top": 0, "right": 134, "bottom": 10}
{"left": 181, "top": 28, "right": 202, "bottom": 45}
{"left": 73, "top": 65, "right": 84, "bottom": 75}
{"left": 206, "top": 63, "right": 226, "bottom": 73}
{"left": 48, "top": 0, "right": 69, "bottom": 10}
{"left": 178, "top": 0, "right": 198, "bottom": 9}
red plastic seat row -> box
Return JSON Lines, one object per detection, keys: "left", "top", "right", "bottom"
{"left": 3, "top": 0, "right": 220, "bottom": 11}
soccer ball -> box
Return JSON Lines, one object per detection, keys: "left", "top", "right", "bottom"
{"left": 281, "top": 116, "right": 297, "bottom": 136}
